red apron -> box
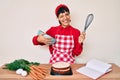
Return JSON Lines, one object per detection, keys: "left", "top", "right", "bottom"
{"left": 49, "top": 34, "right": 75, "bottom": 64}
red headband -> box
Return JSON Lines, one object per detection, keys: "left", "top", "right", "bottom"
{"left": 55, "top": 4, "right": 69, "bottom": 17}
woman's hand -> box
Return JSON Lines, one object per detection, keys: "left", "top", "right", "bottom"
{"left": 79, "top": 32, "right": 86, "bottom": 43}
{"left": 37, "top": 34, "right": 52, "bottom": 45}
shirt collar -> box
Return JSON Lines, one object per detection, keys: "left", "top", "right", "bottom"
{"left": 59, "top": 25, "right": 71, "bottom": 29}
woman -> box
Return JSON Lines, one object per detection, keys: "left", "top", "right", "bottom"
{"left": 32, "top": 4, "right": 86, "bottom": 64}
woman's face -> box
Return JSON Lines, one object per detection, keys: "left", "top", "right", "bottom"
{"left": 58, "top": 11, "right": 71, "bottom": 28}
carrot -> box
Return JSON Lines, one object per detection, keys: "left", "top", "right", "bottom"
{"left": 36, "top": 72, "right": 44, "bottom": 79}
{"left": 29, "top": 71, "right": 38, "bottom": 80}
{"left": 30, "top": 67, "right": 41, "bottom": 80}
{"left": 29, "top": 72, "right": 37, "bottom": 80}
{"left": 37, "top": 66, "right": 48, "bottom": 73}
{"left": 38, "top": 66, "right": 48, "bottom": 70}
{"left": 36, "top": 71, "right": 44, "bottom": 78}
{"left": 29, "top": 65, "right": 47, "bottom": 80}
{"left": 31, "top": 65, "right": 47, "bottom": 75}
{"left": 30, "top": 71, "right": 43, "bottom": 80}
{"left": 39, "top": 69, "right": 47, "bottom": 75}
{"left": 31, "top": 66, "right": 43, "bottom": 75}
{"left": 31, "top": 65, "right": 41, "bottom": 71}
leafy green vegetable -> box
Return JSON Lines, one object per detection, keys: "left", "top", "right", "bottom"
{"left": 5, "top": 59, "right": 40, "bottom": 72}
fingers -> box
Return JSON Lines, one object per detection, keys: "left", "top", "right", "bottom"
{"left": 45, "top": 38, "right": 52, "bottom": 45}
{"left": 79, "top": 32, "right": 86, "bottom": 43}
{"left": 81, "top": 32, "right": 86, "bottom": 36}
{"left": 37, "top": 34, "right": 52, "bottom": 45}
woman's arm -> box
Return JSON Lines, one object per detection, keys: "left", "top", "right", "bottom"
{"left": 32, "top": 35, "right": 45, "bottom": 45}
{"left": 72, "top": 30, "right": 85, "bottom": 56}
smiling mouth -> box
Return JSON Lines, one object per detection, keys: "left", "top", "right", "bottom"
{"left": 63, "top": 20, "right": 69, "bottom": 23}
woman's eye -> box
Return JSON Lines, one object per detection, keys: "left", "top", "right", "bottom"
{"left": 58, "top": 12, "right": 70, "bottom": 18}
{"left": 59, "top": 15, "right": 63, "bottom": 18}
{"left": 65, "top": 13, "right": 69, "bottom": 16}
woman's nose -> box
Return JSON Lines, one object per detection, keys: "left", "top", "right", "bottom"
{"left": 63, "top": 15, "right": 67, "bottom": 19}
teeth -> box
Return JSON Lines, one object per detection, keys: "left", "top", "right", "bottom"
{"left": 64, "top": 20, "right": 68, "bottom": 22}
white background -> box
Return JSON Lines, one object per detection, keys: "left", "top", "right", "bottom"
{"left": 0, "top": 0, "right": 120, "bottom": 66}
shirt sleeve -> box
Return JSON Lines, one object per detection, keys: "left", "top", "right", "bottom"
{"left": 32, "top": 35, "right": 45, "bottom": 45}
{"left": 46, "top": 27, "right": 56, "bottom": 38}
{"left": 72, "top": 29, "right": 83, "bottom": 57}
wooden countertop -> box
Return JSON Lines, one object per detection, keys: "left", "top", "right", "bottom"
{"left": 0, "top": 63, "right": 120, "bottom": 80}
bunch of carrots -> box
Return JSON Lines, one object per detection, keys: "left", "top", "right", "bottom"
{"left": 29, "top": 65, "right": 48, "bottom": 80}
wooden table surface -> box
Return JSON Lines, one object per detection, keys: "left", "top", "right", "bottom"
{"left": 0, "top": 63, "right": 120, "bottom": 80}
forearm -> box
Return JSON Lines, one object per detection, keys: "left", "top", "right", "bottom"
{"left": 32, "top": 35, "right": 45, "bottom": 45}
{"left": 72, "top": 43, "right": 83, "bottom": 57}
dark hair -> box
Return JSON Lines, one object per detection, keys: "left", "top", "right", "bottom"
{"left": 56, "top": 6, "right": 70, "bottom": 17}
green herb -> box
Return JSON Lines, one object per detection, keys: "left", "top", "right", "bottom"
{"left": 5, "top": 59, "right": 40, "bottom": 72}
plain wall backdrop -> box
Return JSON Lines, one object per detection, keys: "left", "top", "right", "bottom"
{"left": 0, "top": 0, "right": 120, "bottom": 66}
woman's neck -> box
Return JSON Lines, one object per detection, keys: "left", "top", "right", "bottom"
{"left": 61, "top": 24, "right": 70, "bottom": 28}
